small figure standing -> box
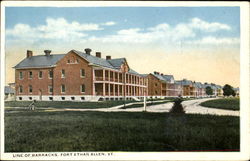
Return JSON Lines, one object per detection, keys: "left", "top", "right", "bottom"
{"left": 28, "top": 100, "right": 36, "bottom": 110}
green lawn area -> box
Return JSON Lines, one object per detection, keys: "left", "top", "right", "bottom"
{"left": 4, "top": 100, "right": 136, "bottom": 109}
{"left": 200, "top": 98, "right": 240, "bottom": 111}
{"left": 5, "top": 111, "right": 239, "bottom": 152}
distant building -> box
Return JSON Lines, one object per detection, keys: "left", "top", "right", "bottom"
{"left": 5, "top": 85, "right": 15, "bottom": 100}
{"left": 146, "top": 72, "right": 182, "bottom": 98}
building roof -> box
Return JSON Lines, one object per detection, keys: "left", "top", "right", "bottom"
{"left": 14, "top": 50, "right": 142, "bottom": 76}
{"left": 151, "top": 73, "right": 175, "bottom": 83}
{"left": 176, "top": 79, "right": 193, "bottom": 86}
{"left": 14, "top": 54, "right": 65, "bottom": 69}
{"left": 5, "top": 86, "right": 15, "bottom": 94}
{"left": 162, "top": 75, "right": 174, "bottom": 82}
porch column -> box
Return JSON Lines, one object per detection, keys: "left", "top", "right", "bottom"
{"left": 108, "top": 70, "right": 110, "bottom": 82}
{"left": 118, "top": 85, "right": 120, "bottom": 96}
{"left": 113, "top": 83, "right": 116, "bottom": 96}
{"left": 108, "top": 83, "right": 110, "bottom": 96}
{"left": 103, "top": 83, "right": 106, "bottom": 96}
{"left": 134, "top": 86, "right": 136, "bottom": 96}
{"left": 118, "top": 72, "right": 120, "bottom": 82}
{"left": 92, "top": 68, "right": 95, "bottom": 96}
{"left": 103, "top": 69, "right": 105, "bottom": 81}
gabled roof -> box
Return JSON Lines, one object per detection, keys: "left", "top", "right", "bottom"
{"left": 73, "top": 50, "right": 115, "bottom": 69}
{"left": 152, "top": 73, "right": 166, "bottom": 82}
{"left": 176, "top": 79, "right": 193, "bottom": 86}
{"left": 107, "top": 58, "right": 126, "bottom": 69}
{"left": 14, "top": 54, "right": 65, "bottom": 69}
{"left": 14, "top": 49, "right": 142, "bottom": 76}
{"left": 162, "top": 75, "right": 174, "bottom": 83}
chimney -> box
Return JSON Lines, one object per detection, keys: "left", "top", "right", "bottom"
{"left": 96, "top": 52, "right": 101, "bottom": 58}
{"left": 27, "top": 50, "right": 33, "bottom": 58}
{"left": 106, "top": 56, "right": 111, "bottom": 60}
{"left": 161, "top": 73, "right": 164, "bottom": 76}
{"left": 44, "top": 50, "right": 51, "bottom": 56}
{"left": 154, "top": 71, "right": 157, "bottom": 75}
{"left": 85, "top": 48, "right": 92, "bottom": 55}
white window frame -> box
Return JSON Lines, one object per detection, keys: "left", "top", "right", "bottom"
{"left": 29, "top": 71, "right": 33, "bottom": 79}
{"left": 80, "top": 84, "right": 85, "bottom": 93}
{"left": 38, "top": 71, "right": 43, "bottom": 79}
{"left": 19, "top": 86, "right": 23, "bottom": 93}
{"left": 48, "top": 85, "right": 53, "bottom": 94}
{"left": 80, "top": 69, "right": 85, "bottom": 78}
{"left": 29, "top": 85, "right": 32, "bottom": 93}
{"left": 48, "top": 70, "right": 53, "bottom": 79}
{"left": 61, "top": 84, "right": 66, "bottom": 93}
{"left": 61, "top": 69, "right": 65, "bottom": 78}
{"left": 19, "top": 71, "right": 24, "bottom": 80}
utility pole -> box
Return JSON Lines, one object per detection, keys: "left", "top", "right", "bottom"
{"left": 143, "top": 88, "right": 147, "bottom": 112}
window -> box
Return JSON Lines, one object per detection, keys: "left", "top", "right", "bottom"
{"left": 155, "top": 83, "right": 157, "bottom": 87}
{"left": 39, "top": 71, "right": 43, "bottom": 79}
{"left": 48, "top": 85, "right": 53, "bottom": 94}
{"left": 29, "top": 85, "right": 33, "bottom": 93}
{"left": 19, "top": 86, "right": 23, "bottom": 93}
{"left": 80, "top": 69, "right": 85, "bottom": 77}
{"left": 81, "top": 84, "right": 85, "bottom": 93}
{"left": 49, "top": 97, "right": 53, "bottom": 101}
{"left": 81, "top": 97, "right": 85, "bottom": 100}
{"left": 76, "top": 59, "right": 79, "bottom": 63}
{"left": 61, "top": 97, "right": 65, "bottom": 100}
{"left": 61, "top": 84, "right": 66, "bottom": 93}
{"left": 19, "top": 97, "right": 22, "bottom": 100}
{"left": 155, "top": 91, "right": 158, "bottom": 95}
{"left": 29, "top": 97, "right": 32, "bottom": 100}
{"left": 19, "top": 72, "right": 23, "bottom": 80}
{"left": 49, "top": 70, "right": 53, "bottom": 79}
{"left": 61, "top": 69, "right": 65, "bottom": 78}
{"left": 29, "top": 71, "right": 33, "bottom": 79}
{"left": 71, "top": 97, "right": 75, "bottom": 100}
{"left": 67, "top": 59, "right": 70, "bottom": 63}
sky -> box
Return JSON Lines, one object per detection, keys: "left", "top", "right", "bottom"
{"left": 5, "top": 7, "right": 240, "bottom": 87}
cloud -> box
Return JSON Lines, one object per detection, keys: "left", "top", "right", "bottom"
{"left": 102, "top": 21, "right": 116, "bottom": 26}
{"left": 6, "top": 17, "right": 114, "bottom": 41}
{"left": 89, "top": 18, "right": 235, "bottom": 46}
{"left": 186, "top": 36, "right": 239, "bottom": 45}
{"left": 190, "top": 18, "right": 231, "bottom": 32}
{"left": 6, "top": 17, "right": 237, "bottom": 46}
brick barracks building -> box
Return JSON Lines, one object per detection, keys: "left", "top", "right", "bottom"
{"left": 14, "top": 49, "right": 148, "bottom": 101}
{"left": 144, "top": 72, "right": 182, "bottom": 98}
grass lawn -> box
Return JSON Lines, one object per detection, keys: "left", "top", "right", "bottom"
{"left": 200, "top": 98, "right": 240, "bottom": 111}
{"left": 4, "top": 100, "right": 136, "bottom": 109}
{"left": 5, "top": 111, "right": 239, "bottom": 152}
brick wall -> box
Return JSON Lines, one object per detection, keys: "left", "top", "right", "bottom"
{"left": 53, "top": 51, "right": 93, "bottom": 95}
{"left": 147, "top": 74, "right": 162, "bottom": 96}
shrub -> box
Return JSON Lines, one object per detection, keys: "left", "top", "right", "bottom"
{"left": 170, "top": 98, "right": 185, "bottom": 114}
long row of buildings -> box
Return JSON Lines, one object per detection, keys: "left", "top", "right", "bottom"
{"left": 13, "top": 48, "right": 225, "bottom": 101}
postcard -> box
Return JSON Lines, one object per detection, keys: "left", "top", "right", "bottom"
{"left": 1, "top": 1, "right": 249, "bottom": 161}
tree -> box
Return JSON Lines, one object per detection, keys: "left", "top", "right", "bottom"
{"left": 206, "top": 86, "right": 213, "bottom": 95}
{"left": 223, "top": 84, "right": 235, "bottom": 96}
{"left": 170, "top": 98, "right": 185, "bottom": 114}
